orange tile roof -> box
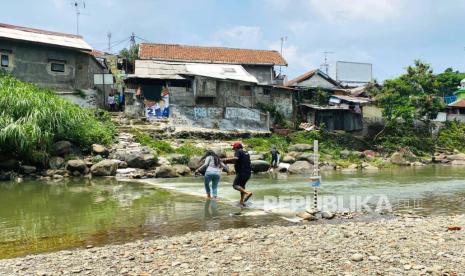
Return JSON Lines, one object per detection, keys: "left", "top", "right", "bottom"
{"left": 286, "top": 69, "right": 317, "bottom": 86}
{"left": 448, "top": 99, "right": 465, "bottom": 108}
{"left": 139, "top": 43, "right": 287, "bottom": 66}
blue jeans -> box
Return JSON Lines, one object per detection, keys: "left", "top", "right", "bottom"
{"left": 204, "top": 172, "right": 220, "bottom": 197}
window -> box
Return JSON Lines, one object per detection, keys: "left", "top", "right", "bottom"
{"left": 263, "top": 88, "right": 271, "bottom": 96}
{"left": 51, "top": 62, "right": 65, "bottom": 72}
{"left": 240, "top": 85, "right": 252, "bottom": 97}
{"left": 1, "top": 54, "right": 9, "bottom": 67}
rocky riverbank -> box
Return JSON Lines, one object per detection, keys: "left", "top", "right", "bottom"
{"left": 3, "top": 128, "right": 465, "bottom": 182}
{"left": 0, "top": 214, "right": 463, "bottom": 275}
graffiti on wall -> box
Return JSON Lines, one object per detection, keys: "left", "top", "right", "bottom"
{"left": 194, "top": 107, "right": 223, "bottom": 119}
{"left": 225, "top": 107, "right": 261, "bottom": 122}
{"left": 145, "top": 87, "right": 170, "bottom": 119}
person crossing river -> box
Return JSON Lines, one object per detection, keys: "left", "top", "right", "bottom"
{"left": 223, "top": 142, "right": 253, "bottom": 207}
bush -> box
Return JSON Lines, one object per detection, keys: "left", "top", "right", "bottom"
{"left": 437, "top": 121, "right": 465, "bottom": 152}
{"left": 130, "top": 129, "right": 174, "bottom": 154}
{"left": 174, "top": 142, "right": 204, "bottom": 158}
{"left": 243, "top": 134, "right": 289, "bottom": 154}
{"left": 0, "top": 74, "right": 115, "bottom": 161}
{"left": 375, "top": 123, "right": 433, "bottom": 155}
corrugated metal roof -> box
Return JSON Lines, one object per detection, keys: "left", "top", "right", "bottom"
{"left": 300, "top": 103, "right": 349, "bottom": 110}
{"left": 330, "top": 95, "right": 372, "bottom": 104}
{"left": 131, "top": 60, "right": 258, "bottom": 83}
{"left": 0, "top": 23, "right": 92, "bottom": 51}
{"left": 133, "top": 60, "right": 188, "bottom": 79}
{"left": 185, "top": 63, "right": 258, "bottom": 83}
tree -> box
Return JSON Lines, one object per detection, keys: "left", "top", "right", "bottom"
{"left": 377, "top": 60, "right": 443, "bottom": 125}
{"left": 119, "top": 44, "right": 139, "bottom": 63}
{"left": 436, "top": 67, "right": 465, "bottom": 97}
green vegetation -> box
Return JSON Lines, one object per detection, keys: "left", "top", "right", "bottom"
{"left": 131, "top": 129, "right": 174, "bottom": 154}
{"left": 255, "top": 102, "right": 290, "bottom": 128}
{"left": 119, "top": 44, "right": 139, "bottom": 64}
{"left": 377, "top": 60, "right": 443, "bottom": 125}
{"left": 0, "top": 74, "right": 115, "bottom": 162}
{"left": 174, "top": 142, "right": 204, "bottom": 158}
{"left": 372, "top": 60, "right": 451, "bottom": 156}
{"left": 437, "top": 121, "right": 465, "bottom": 152}
{"left": 436, "top": 68, "right": 465, "bottom": 97}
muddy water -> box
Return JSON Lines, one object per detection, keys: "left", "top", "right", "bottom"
{"left": 1, "top": 165, "right": 464, "bottom": 258}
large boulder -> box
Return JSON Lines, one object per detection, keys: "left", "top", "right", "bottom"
{"left": 90, "top": 160, "right": 118, "bottom": 176}
{"left": 126, "top": 154, "right": 157, "bottom": 169}
{"left": 251, "top": 160, "right": 270, "bottom": 173}
{"left": 20, "top": 165, "right": 37, "bottom": 174}
{"left": 168, "top": 154, "right": 189, "bottom": 165}
{"left": 288, "top": 161, "right": 313, "bottom": 174}
{"left": 49, "top": 156, "right": 65, "bottom": 169}
{"left": 278, "top": 162, "right": 291, "bottom": 172}
{"left": 447, "top": 153, "right": 465, "bottom": 161}
{"left": 53, "top": 140, "right": 73, "bottom": 156}
{"left": 363, "top": 150, "right": 376, "bottom": 158}
{"left": 209, "top": 147, "right": 227, "bottom": 158}
{"left": 66, "top": 159, "right": 88, "bottom": 174}
{"left": 250, "top": 154, "right": 265, "bottom": 161}
{"left": 0, "top": 159, "right": 19, "bottom": 171}
{"left": 282, "top": 155, "right": 296, "bottom": 164}
{"left": 390, "top": 152, "right": 409, "bottom": 166}
{"left": 0, "top": 171, "right": 14, "bottom": 181}
{"left": 91, "top": 144, "right": 109, "bottom": 157}
{"left": 155, "top": 165, "right": 179, "bottom": 178}
{"left": 296, "top": 153, "right": 315, "bottom": 163}
{"left": 188, "top": 156, "right": 202, "bottom": 170}
{"left": 451, "top": 160, "right": 465, "bottom": 166}
{"left": 173, "top": 164, "right": 192, "bottom": 176}
{"left": 288, "top": 144, "right": 313, "bottom": 152}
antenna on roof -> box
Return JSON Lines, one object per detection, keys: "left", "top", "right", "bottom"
{"left": 279, "top": 36, "right": 288, "bottom": 75}
{"left": 321, "top": 51, "right": 334, "bottom": 75}
{"left": 107, "top": 32, "right": 112, "bottom": 52}
{"left": 71, "top": 1, "right": 85, "bottom": 35}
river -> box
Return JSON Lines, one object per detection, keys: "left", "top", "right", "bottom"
{"left": 1, "top": 165, "right": 464, "bottom": 259}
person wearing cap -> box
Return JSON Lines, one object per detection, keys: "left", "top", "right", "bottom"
{"left": 224, "top": 142, "right": 253, "bottom": 206}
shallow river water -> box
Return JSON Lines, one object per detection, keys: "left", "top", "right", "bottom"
{"left": 1, "top": 165, "right": 464, "bottom": 258}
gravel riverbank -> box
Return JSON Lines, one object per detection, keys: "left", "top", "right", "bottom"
{"left": 1, "top": 215, "right": 464, "bottom": 275}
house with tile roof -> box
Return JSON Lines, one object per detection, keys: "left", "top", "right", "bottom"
{"left": 440, "top": 81, "right": 465, "bottom": 122}
{"left": 0, "top": 23, "right": 110, "bottom": 107}
{"left": 123, "top": 43, "right": 294, "bottom": 132}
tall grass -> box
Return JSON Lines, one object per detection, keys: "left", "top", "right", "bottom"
{"left": 0, "top": 73, "right": 115, "bottom": 160}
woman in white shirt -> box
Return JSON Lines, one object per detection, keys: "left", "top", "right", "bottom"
{"left": 196, "top": 150, "right": 229, "bottom": 199}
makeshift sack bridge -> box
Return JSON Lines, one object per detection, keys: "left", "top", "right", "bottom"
{"left": 310, "top": 140, "right": 321, "bottom": 210}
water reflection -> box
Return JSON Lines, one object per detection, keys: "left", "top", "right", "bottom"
{"left": 204, "top": 199, "right": 219, "bottom": 218}
{"left": 1, "top": 166, "right": 465, "bottom": 258}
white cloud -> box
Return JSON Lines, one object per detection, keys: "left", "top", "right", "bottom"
{"left": 212, "top": 25, "right": 262, "bottom": 48}
{"left": 306, "top": 0, "right": 404, "bottom": 23}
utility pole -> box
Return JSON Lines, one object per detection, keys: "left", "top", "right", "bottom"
{"left": 279, "top": 36, "right": 287, "bottom": 75}
{"left": 72, "top": 1, "right": 85, "bottom": 35}
{"left": 321, "top": 51, "right": 334, "bottom": 75}
{"left": 129, "top": 32, "right": 136, "bottom": 49}
{"left": 107, "top": 32, "right": 112, "bottom": 53}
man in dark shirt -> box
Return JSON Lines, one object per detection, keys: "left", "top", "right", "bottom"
{"left": 224, "top": 142, "right": 252, "bottom": 206}
{"left": 270, "top": 147, "right": 280, "bottom": 169}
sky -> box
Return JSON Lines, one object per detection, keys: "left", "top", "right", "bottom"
{"left": 3, "top": 0, "right": 465, "bottom": 81}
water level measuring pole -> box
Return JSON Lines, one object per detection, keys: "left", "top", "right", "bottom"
{"left": 310, "top": 140, "right": 321, "bottom": 210}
